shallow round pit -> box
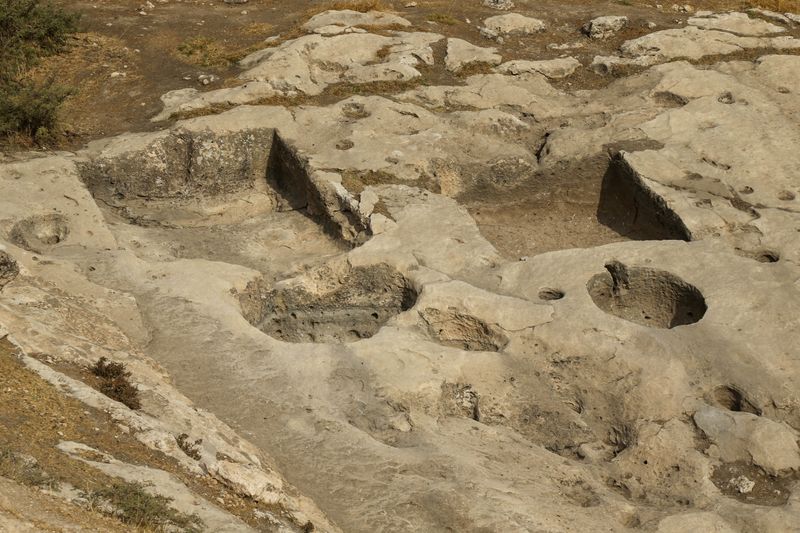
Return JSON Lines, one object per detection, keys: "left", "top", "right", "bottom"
{"left": 538, "top": 288, "right": 565, "bottom": 301}
{"left": 735, "top": 248, "right": 780, "bottom": 263}
{"left": 587, "top": 261, "right": 706, "bottom": 329}
{"left": 754, "top": 250, "right": 780, "bottom": 263}
{"left": 10, "top": 214, "right": 70, "bottom": 253}
{"left": 247, "top": 264, "right": 417, "bottom": 344}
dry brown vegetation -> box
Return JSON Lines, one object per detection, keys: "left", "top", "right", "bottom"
{"left": 85, "top": 481, "right": 204, "bottom": 532}
{"left": 0, "top": 338, "right": 307, "bottom": 530}
{"left": 91, "top": 356, "right": 141, "bottom": 410}
{"left": 314, "top": 0, "right": 389, "bottom": 13}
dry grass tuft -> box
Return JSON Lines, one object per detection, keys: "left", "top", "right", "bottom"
{"left": 176, "top": 37, "right": 232, "bottom": 67}
{"left": 427, "top": 12, "right": 460, "bottom": 25}
{"left": 85, "top": 481, "right": 204, "bottom": 532}
{"left": 745, "top": 0, "right": 800, "bottom": 13}
{"left": 316, "top": 0, "right": 389, "bottom": 12}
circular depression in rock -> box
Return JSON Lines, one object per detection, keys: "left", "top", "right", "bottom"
{"left": 10, "top": 214, "right": 70, "bottom": 252}
{"left": 587, "top": 261, "right": 706, "bottom": 329}
{"left": 538, "top": 288, "right": 565, "bottom": 301}
{"left": 247, "top": 264, "right": 417, "bottom": 344}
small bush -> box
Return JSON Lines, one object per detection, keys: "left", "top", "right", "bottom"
{"left": 91, "top": 357, "right": 141, "bottom": 410}
{"left": 175, "top": 433, "right": 203, "bottom": 461}
{"left": 0, "top": 78, "right": 72, "bottom": 142}
{"left": 86, "top": 481, "right": 204, "bottom": 532}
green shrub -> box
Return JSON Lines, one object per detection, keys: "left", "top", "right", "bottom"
{"left": 0, "top": 0, "right": 79, "bottom": 142}
{"left": 0, "top": 0, "right": 79, "bottom": 78}
{"left": 0, "top": 78, "right": 72, "bottom": 141}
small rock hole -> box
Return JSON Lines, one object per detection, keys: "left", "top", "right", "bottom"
{"left": 538, "top": 288, "right": 565, "bottom": 301}
{"left": 712, "top": 385, "right": 761, "bottom": 415}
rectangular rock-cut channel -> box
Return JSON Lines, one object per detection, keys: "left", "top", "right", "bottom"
{"left": 79, "top": 128, "right": 367, "bottom": 243}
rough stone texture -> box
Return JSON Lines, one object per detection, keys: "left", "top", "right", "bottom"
{"left": 748, "top": 8, "right": 792, "bottom": 24}
{"left": 496, "top": 57, "right": 581, "bottom": 78}
{"left": 483, "top": 0, "right": 514, "bottom": 9}
{"left": 694, "top": 406, "right": 800, "bottom": 475}
{"left": 592, "top": 25, "right": 800, "bottom": 73}
{"left": 302, "top": 9, "right": 411, "bottom": 33}
{"left": 688, "top": 12, "right": 786, "bottom": 36}
{"left": 583, "top": 15, "right": 628, "bottom": 39}
{"left": 80, "top": 127, "right": 275, "bottom": 199}
{"left": 481, "top": 13, "right": 546, "bottom": 39}
{"left": 445, "top": 37, "right": 503, "bottom": 72}
{"left": 154, "top": 30, "right": 443, "bottom": 120}
{"left": 656, "top": 512, "right": 738, "bottom": 533}
{"left": 5, "top": 10, "right": 800, "bottom": 533}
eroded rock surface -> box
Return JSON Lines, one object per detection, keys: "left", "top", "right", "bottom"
{"left": 3, "top": 7, "right": 800, "bottom": 533}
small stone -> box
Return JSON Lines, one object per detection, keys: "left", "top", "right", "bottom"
{"left": 370, "top": 214, "right": 396, "bottom": 235}
{"left": 483, "top": 0, "right": 514, "bottom": 10}
{"left": 445, "top": 38, "right": 502, "bottom": 73}
{"left": 481, "top": 13, "right": 546, "bottom": 40}
{"left": 358, "top": 190, "right": 379, "bottom": 219}
{"left": 730, "top": 475, "right": 756, "bottom": 494}
{"left": 497, "top": 57, "right": 581, "bottom": 79}
{"left": 583, "top": 16, "right": 628, "bottom": 39}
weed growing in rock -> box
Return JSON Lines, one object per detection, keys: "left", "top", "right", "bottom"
{"left": 175, "top": 433, "right": 203, "bottom": 461}
{"left": 91, "top": 357, "right": 141, "bottom": 410}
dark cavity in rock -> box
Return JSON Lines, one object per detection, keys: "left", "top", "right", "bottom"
{"left": 587, "top": 261, "right": 706, "bottom": 328}
{"left": 597, "top": 154, "right": 691, "bottom": 241}
{"left": 242, "top": 264, "right": 417, "bottom": 343}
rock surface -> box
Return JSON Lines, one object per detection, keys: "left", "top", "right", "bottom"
{"left": 695, "top": 406, "right": 800, "bottom": 475}
{"left": 445, "top": 37, "right": 503, "bottom": 72}
{"left": 583, "top": 15, "right": 628, "bottom": 38}
{"left": 496, "top": 57, "right": 581, "bottom": 78}
{"left": 4, "top": 7, "right": 800, "bottom": 533}
{"left": 481, "top": 13, "right": 546, "bottom": 39}
{"left": 592, "top": 24, "right": 800, "bottom": 73}
{"left": 303, "top": 9, "right": 411, "bottom": 33}
{"left": 688, "top": 11, "right": 786, "bottom": 36}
